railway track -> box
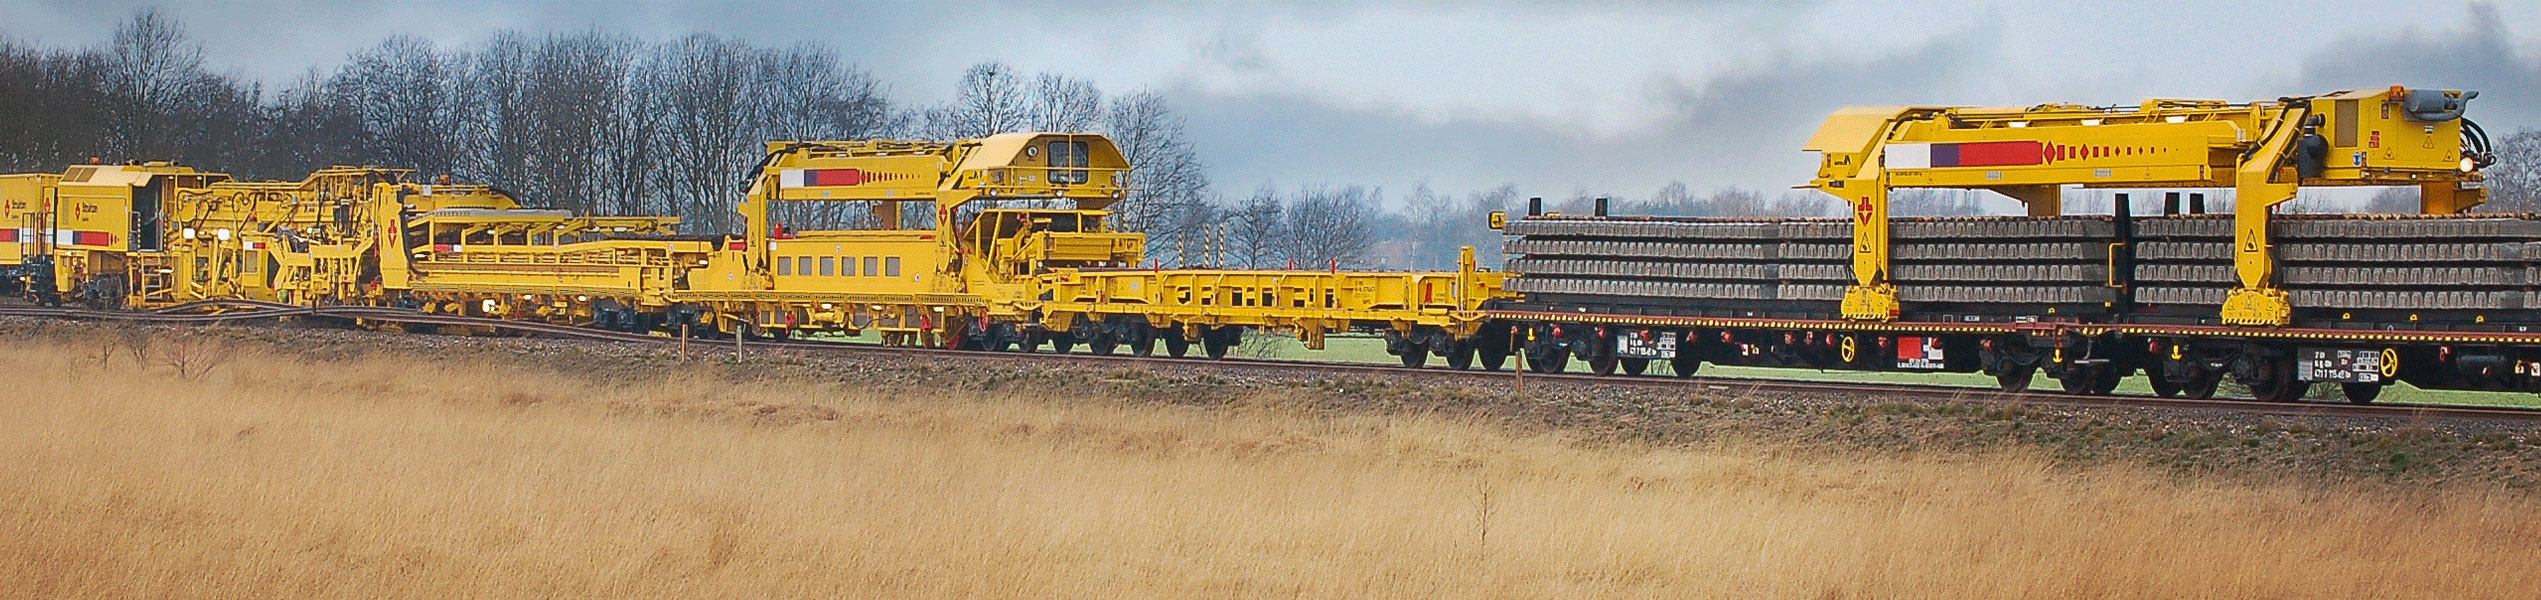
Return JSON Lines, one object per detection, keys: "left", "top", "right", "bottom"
{"left": 6, "top": 301, "right": 2539, "bottom": 425}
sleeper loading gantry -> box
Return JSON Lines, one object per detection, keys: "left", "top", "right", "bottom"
{"left": 1807, "top": 86, "right": 2490, "bottom": 325}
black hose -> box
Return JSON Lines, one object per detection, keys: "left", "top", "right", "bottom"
{"left": 2463, "top": 118, "right": 2496, "bottom": 169}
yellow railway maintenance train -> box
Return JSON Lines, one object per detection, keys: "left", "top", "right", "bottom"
{"left": 6, "top": 87, "right": 2536, "bottom": 403}
{"left": 0, "top": 133, "right": 1513, "bottom": 361}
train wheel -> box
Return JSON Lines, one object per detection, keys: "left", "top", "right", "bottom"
{"left": 2183, "top": 374, "right": 2221, "bottom": 399}
{"left": 2149, "top": 374, "right": 2183, "bottom": 398}
{"left": 1130, "top": 328, "right": 1157, "bottom": 357}
{"left": 1164, "top": 333, "right": 1191, "bottom": 358}
{"left": 1089, "top": 333, "right": 1119, "bottom": 356}
{"left": 1524, "top": 340, "right": 1568, "bottom": 373}
{"left": 2090, "top": 366, "right": 2124, "bottom": 395}
{"left": 1049, "top": 333, "right": 1079, "bottom": 354}
{"left": 1446, "top": 342, "right": 1475, "bottom": 370}
{"left": 1589, "top": 354, "right": 1619, "bottom": 376}
{"left": 1397, "top": 341, "right": 1428, "bottom": 368}
{"left": 2341, "top": 382, "right": 2383, "bottom": 405}
{"left": 1995, "top": 366, "right": 2034, "bottom": 392}
{"left": 1670, "top": 351, "right": 1700, "bottom": 378}
{"left": 1620, "top": 357, "right": 1649, "bottom": 376}
{"left": 2248, "top": 378, "right": 2303, "bottom": 403}
{"left": 979, "top": 322, "right": 1011, "bottom": 351}
{"left": 2241, "top": 358, "right": 2304, "bottom": 403}
{"left": 2058, "top": 370, "right": 2095, "bottom": 394}
{"left": 1533, "top": 351, "right": 1569, "bottom": 373}
{"left": 1203, "top": 329, "right": 1234, "bottom": 360}
{"left": 1478, "top": 342, "right": 1509, "bottom": 372}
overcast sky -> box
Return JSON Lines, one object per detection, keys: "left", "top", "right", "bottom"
{"left": 5, "top": 0, "right": 2537, "bottom": 204}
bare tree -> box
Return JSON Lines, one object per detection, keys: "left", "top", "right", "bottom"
{"left": 1026, "top": 73, "right": 1104, "bottom": 132}
{"left": 1398, "top": 183, "right": 1460, "bottom": 269}
{"left": 925, "top": 62, "right": 1028, "bottom": 138}
{"left": 1103, "top": 90, "right": 1210, "bottom": 258}
{"left": 1395, "top": 183, "right": 1518, "bottom": 269}
{"left": 1767, "top": 191, "right": 1833, "bottom": 217}
{"left": 2364, "top": 187, "right": 2421, "bottom": 213}
{"left": 2483, "top": 128, "right": 2541, "bottom": 212}
{"left": 755, "top": 43, "right": 899, "bottom": 229}
{"left": 254, "top": 67, "right": 363, "bottom": 177}
{"left": 657, "top": 34, "right": 760, "bottom": 230}
{"left": 1281, "top": 185, "right": 1378, "bottom": 269}
{"left": 455, "top": 31, "right": 533, "bottom": 190}
{"left": 754, "top": 44, "right": 894, "bottom": 141}
{"left": 1891, "top": 188, "right": 1987, "bottom": 216}
{"left": 1160, "top": 196, "right": 1224, "bottom": 267}
{"left": 1226, "top": 186, "right": 1284, "bottom": 268}
{"left": 533, "top": 32, "right": 640, "bottom": 214}
{"left": 595, "top": 48, "right": 668, "bottom": 217}
{"left": 101, "top": 8, "right": 205, "bottom": 160}
{"left": 0, "top": 38, "right": 114, "bottom": 171}
{"left": 1637, "top": 181, "right": 1697, "bottom": 215}
{"left": 341, "top": 35, "right": 463, "bottom": 177}
{"left": 156, "top": 331, "right": 232, "bottom": 380}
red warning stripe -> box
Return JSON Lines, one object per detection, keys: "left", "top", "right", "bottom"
{"left": 1935, "top": 141, "right": 2045, "bottom": 167}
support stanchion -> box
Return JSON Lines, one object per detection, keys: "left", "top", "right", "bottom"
{"left": 1512, "top": 327, "right": 1526, "bottom": 394}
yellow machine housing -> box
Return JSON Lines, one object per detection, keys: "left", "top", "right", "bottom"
{"left": 1807, "top": 86, "right": 2485, "bottom": 325}
{"left": 679, "top": 133, "right": 1144, "bottom": 341}
{"left": 23, "top": 163, "right": 232, "bottom": 305}
{"left": 117, "top": 166, "right": 706, "bottom": 321}
{"left": 0, "top": 173, "right": 56, "bottom": 270}
{"left": 699, "top": 133, "right": 1510, "bottom": 348}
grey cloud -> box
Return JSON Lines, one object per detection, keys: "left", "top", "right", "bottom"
{"left": 1194, "top": 23, "right": 1270, "bottom": 74}
{"left": 2298, "top": 2, "right": 2541, "bottom": 130}
{"left": 1170, "top": 18, "right": 2001, "bottom": 204}
{"left": 1645, "top": 17, "right": 2001, "bottom": 190}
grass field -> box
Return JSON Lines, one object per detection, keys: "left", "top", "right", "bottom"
{"left": 5, "top": 330, "right": 2540, "bottom": 598}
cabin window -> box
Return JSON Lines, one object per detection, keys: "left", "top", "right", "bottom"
{"left": 777, "top": 257, "right": 793, "bottom": 276}
{"left": 1048, "top": 141, "right": 1091, "bottom": 184}
{"left": 1049, "top": 141, "right": 1090, "bottom": 167}
{"left": 798, "top": 256, "right": 812, "bottom": 276}
{"left": 841, "top": 256, "right": 855, "bottom": 276}
{"left": 820, "top": 256, "right": 836, "bottom": 276}
{"left": 885, "top": 256, "right": 901, "bottom": 277}
{"left": 864, "top": 257, "right": 879, "bottom": 277}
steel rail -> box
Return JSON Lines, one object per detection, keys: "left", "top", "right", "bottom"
{"left": 4, "top": 303, "right": 2537, "bottom": 424}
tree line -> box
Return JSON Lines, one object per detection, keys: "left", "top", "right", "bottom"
{"left": 0, "top": 10, "right": 1214, "bottom": 260}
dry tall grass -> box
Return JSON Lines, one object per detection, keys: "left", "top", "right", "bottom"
{"left": 3, "top": 331, "right": 2537, "bottom": 598}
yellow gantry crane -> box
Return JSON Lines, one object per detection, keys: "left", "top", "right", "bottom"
{"left": 1807, "top": 86, "right": 2488, "bottom": 325}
